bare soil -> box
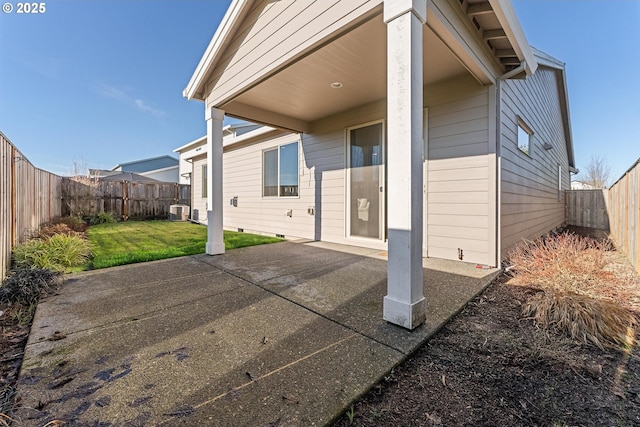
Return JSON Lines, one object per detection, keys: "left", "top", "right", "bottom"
{"left": 0, "top": 305, "right": 31, "bottom": 418}
{"left": 332, "top": 228, "right": 640, "bottom": 427}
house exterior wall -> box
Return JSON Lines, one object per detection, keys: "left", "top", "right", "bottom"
{"left": 221, "top": 101, "right": 385, "bottom": 246}
{"left": 424, "top": 75, "right": 494, "bottom": 265}
{"left": 191, "top": 154, "right": 208, "bottom": 223}
{"left": 499, "top": 65, "right": 571, "bottom": 258}
{"left": 205, "top": 0, "right": 381, "bottom": 106}
{"left": 201, "top": 74, "right": 497, "bottom": 264}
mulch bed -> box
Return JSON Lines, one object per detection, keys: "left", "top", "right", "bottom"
{"left": 332, "top": 227, "right": 640, "bottom": 427}
{"left": 332, "top": 278, "right": 640, "bottom": 426}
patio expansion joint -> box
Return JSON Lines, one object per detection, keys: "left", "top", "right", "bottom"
{"left": 156, "top": 333, "right": 360, "bottom": 425}
{"left": 192, "top": 254, "right": 407, "bottom": 356}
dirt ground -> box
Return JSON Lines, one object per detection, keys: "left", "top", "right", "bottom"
{"left": 332, "top": 230, "right": 640, "bottom": 427}
{"left": 0, "top": 305, "right": 30, "bottom": 418}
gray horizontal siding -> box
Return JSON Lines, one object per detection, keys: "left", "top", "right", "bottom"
{"left": 500, "top": 66, "right": 570, "bottom": 257}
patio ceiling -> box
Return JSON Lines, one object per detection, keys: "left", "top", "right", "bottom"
{"left": 202, "top": 0, "right": 534, "bottom": 132}
{"left": 222, "top": 15, "right": 467, "bottom": 130}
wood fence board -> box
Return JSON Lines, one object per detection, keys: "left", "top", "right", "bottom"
{"left": 1, "top": 133, "right": 63, "bottom": 281}
{"left": 2, "top": 132, "right": 191, "bottom": 280}
{"left": 605, "top": 160, "right": 640, "bottom": 274}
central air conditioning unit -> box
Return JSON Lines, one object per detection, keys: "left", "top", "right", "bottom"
{"left": 169, "top": 204, "right": 190, "bottom": 221}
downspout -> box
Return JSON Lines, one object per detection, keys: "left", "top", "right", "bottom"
{"left": 494, "top": 79, "right": 502, "bottom": 268}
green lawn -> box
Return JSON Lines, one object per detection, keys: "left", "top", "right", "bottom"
{"left": 85, "top": 221, "right": 282, "bottom": 270}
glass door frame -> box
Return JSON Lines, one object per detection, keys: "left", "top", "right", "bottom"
{"left": 345, "top": 119, "right": 386, "bottom": 242}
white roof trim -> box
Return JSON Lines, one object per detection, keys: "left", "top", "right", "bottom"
{"left": 173, "top": 136, "right": 207, "bottom": 153}
{"left": 530, "top": 46, "right": 565, "bottom": 70}
{"left": 488, "top": 0, "right": 538, "bottom": 75}
{"left": 223, "top": 126, "right": 278, "bottom": 148}
{"left": 174, "top": 126, "right": 282, "bottom": 158}
{"left": 183, "top": 0, "right": 249, "bottom": 101}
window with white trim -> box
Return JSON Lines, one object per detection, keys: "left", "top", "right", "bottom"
{"left": 517, "top": 119, "right": 533, "bottom": 156}
{"left": 263, "top": 141, "right": 299, "bottom": 197}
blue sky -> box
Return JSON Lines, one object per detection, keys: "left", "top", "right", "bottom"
{"left": 1, "top": 1, "right": 638, "bottom": 183}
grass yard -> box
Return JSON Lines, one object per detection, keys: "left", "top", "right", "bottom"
{"left": 85, "top": 221, "right": 282, "bottom": 269}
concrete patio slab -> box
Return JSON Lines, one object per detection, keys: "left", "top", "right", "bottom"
{"left": 14, "top": 241, "right": 500, "bottom": 426}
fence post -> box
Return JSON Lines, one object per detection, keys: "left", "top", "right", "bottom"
{"left": 123, "top": 180, "right": 128, "bottom": 221}
{"left": 10, "top": 145, "right": 16, "bottom": 247}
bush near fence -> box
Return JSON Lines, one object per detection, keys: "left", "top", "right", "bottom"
{"left": 1, "top": 132, "right": 192, "bottom": 281}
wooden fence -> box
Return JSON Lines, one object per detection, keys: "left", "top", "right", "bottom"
{"left": 607, "top": 159, "right": 640, "bottom": 275}
{"left": 565, "top": 189, "right": 610, "bottom": 230}
{"left": 2, "top": 132, "right": 191, "bottom": 281}
{"left": 1, "top": 132, "right": 63, "bottom": 281}
{"left": 61, "top": 180, "right": 190, "bottom": 220}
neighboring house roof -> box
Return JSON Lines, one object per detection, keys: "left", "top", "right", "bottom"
{"left": 110, "top": 155, "right": 178, "bottom": 173}
{"left": 183, "top": 0, "right": 537, "bottom": 132}
{"left": 529, "top": 46, "right": 575, "bottom": 169}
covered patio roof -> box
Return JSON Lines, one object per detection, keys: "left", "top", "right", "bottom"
{"left": 184, "top": 0, "right": 536, "bottom": 132}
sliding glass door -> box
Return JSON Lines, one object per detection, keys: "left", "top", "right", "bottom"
{"left": 348, "top": 121, "right": 384, "bottom": 240}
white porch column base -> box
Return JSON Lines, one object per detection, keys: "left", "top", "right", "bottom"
{"left": 383, "top": 295, "right": 426, "bottom": 330}
{"left": 383, "top": 0, "right": 426, "bottom": 330}
{"left": 205, "top": 106, "right": 225, "bottom": 256}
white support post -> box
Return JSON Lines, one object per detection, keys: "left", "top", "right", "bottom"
{"left": 205, "top": 107, "right": 225, "bottom": 255}
{"left": 383, "top": 0, "right": 426, "bottom": 330}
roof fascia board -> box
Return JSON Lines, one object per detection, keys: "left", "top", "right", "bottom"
{"left": 488, "top": 0, "right": 538, "bottom": 75}
{"left": 556, "top": 66, "right": 575, "bottom": 168}
{"left": 184, "top": 0, "right": 250, "bottom": 101}
{"left": 530, "top": 48, "right": 574, "bottom": 168}
{"left": 223, "top": 126, "right": 280, "bottom": 149}
{"left": 174, "top": 136, "right": 207, "bottom": 153}
{"left": 531, "top": 46, "right": 564, "bottom": 70}
{"left": 428, "top": 0, "right": 498, "bottom": 84}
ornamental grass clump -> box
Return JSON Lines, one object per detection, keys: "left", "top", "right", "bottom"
{"left": 507, "top": 232, "right": 612, "bottom": 297}
{"left": 508, "top": 232, "right": 637, "bottom": 349}
{"left": 0, "top": 268, "right": 60, "bottom": 306}
{"left": 12, "top": 234, "right": 92, "bottom": 273}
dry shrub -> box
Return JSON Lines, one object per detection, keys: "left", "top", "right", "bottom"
{"left": 523, "top": 292, "right": 636, "bottom": 349}
{"left": 49, "top": 216, "right": 88, "bottom": 233}
{"left": 38, "top": 223, "right": 78, "bottom": 238}
{"left": 508, "top": 232, "right": 614, "bottom": 298}
{"left": 508, "top": 231, "right": 638, "bottom": 349}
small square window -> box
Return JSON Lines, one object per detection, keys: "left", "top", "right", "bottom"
{"left": 262, "top": 141, "right": 299, "bottom": 198}
{"left": 517, "top": 122, "right": 532, "bottom": 156}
